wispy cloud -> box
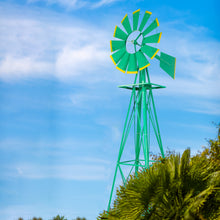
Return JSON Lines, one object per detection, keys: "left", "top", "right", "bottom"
{"left": 164, "top": 21, "right": 219, "bottom": 78}
{"left": 27, "top": 0, "right": 120, "bottom": 9}
{"left": 0, "top": 4, "right": 219, "bottom": 103}
{"left": 0, "top": 12, "right": 111, "bottom": 82}
{"left": 186, "top": 100, "right": 220, "bottom": 115}
{"left": 154, "top": 75, "right": 220, "bottom": 99}
{"left": 0, "top": 138, "right": 112, "bottom": 180}
{"left": 0, "top": 55, "right": 52, "bottom": 81}
{"left": 69, "top": 92, "right": 102, "bottom": 108}
{"left": 0, "top": 138, "right": 102, "bottom": 151}
{"left": 27, "top": 0, "right": 87, "bottom": 9}
{"left": 2, "top": 161, "right": 110, "bottom": 180}
{"left": 0, "top": 205, "right": 37, "bottom": 220}
{"left": 55, "top": 45, "right": 109, "bottom": 81}
{"left": 92, "top": 0, "right": 121, "bottom": 8}
{"left": 150, "top": 20, "right": 220, "bottom": 103}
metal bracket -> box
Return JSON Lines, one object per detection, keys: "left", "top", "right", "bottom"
{"left": 118, "top": 82, "right": 166, "bottom": 90}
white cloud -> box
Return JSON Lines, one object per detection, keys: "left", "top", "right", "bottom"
{"left": 27, "top": 0, "right": 87, "bottom": 9}
{"left": 148, "top": 21, "right": 220, "bottom": 102}
{"left": 164, "top": 22, "right": 220, "bottom": 79}
{"left": 27, "top": 0, "right": 120, "bottom": 9}
{"left": 0, "top": 11, "right": 111, "bottom": 82}
{"left": 55, "top": 45, "right": 109, "bottom": 80}
{"left": 186, "top": 100, "right": 220, "bottom": 115}
{"left": 92, "top": 0, "right": 121, "bottom": 8}
{"left": 172, "top": 122, "right": 217, "bottom": 133}
{"left": 69, "top": 92, "right": 101, "bottom": 108}
{"left": 0, "top": 55, "right": 52, "bottom": 80}
{"left": 0, "top": 4, "right": 219, "bottom": 103}
{"left": 153, "top": 75, "right": 220, "bottom": 99}
{"left": 0, "top": 138, "right": 112, "bottom": 180}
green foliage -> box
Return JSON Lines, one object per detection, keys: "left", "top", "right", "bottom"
{"left": 18, "top": 217, "right": 42, "bottom": 220}
{"left": 197, "top": 125, "right": 220, "bottom": 171}
{"left": 98, "top": 127, "right": 220, "bottom": 220}
{"left": 52, "top": 215, "right": 67, "bottom": 220}
{"left": 18, "top": 215, "right": 87, "bottom": 220}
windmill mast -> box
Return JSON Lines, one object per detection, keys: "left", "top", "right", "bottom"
{"left": 107, "top": 68, "right": 165, "bottom": 211}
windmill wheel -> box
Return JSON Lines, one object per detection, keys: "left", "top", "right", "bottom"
{"left": 110, "top": 9, "right": 161, "bottom": 74}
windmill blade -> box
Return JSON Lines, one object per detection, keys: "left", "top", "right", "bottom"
{"left": 132, "top": 9, "right": 140, "bottom": 31}
{"left": 110, "top": 47, "right": 126, "bottom": 65}
{"left": 141, "top": 45, "right": 159, "bottom": 59}
{"left": 113, "top": 26, "right": 128, "bottom": 40}
{"left": 110, "top": 40, "right": 126, "bottom": 52}
{"left": 143, "top": 33, "right": 162, "bottom": 44}
{"left": 136, "top": 51, "right": 150, "bottom": 71}
{"left": 142, "top": 18, "right": 159, "bottom": 37}
{"left": 155, "top": 52, "right": 176, "bottom": 79}
{"left": 121, "top": 14, "right": 132, "bottom": 34}
{"left": 116, "top": 52, "right": 130, "bottom": 73}
{"left": 139, "top": 11, "right": 152, "bottom": 32}
{"left": 127, "top": 53, "right": 138, "bottom": 73}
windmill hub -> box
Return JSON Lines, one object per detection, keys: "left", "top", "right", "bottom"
{"left": 126, "top": 31, "right": 143, "bottom": 54}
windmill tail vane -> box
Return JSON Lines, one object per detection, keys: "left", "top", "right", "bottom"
{"left": 107, "top": 9, "right": 176, "bottom": 211}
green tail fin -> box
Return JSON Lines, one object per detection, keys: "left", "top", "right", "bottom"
{"left": 156, "top": 52, "right": 176, "bottom": 79}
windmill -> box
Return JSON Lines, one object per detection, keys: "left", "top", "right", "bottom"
{"left": 107, "top": 9, "right": 176, "bottom": 211}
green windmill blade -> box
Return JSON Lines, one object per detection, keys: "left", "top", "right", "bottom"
{"left": 116, "top": 52, "right": 130, "bottom": 73}
{"left": 127, "top": 53, "right": 138, "bottom": 73}
{"left": 143, "top": 33, "right": 162, "bottom": 44}
{"left": 136, "top": 51, "right": 150, "bottom": 71}
{"left": 110, "top": 46, "right": 126, "bottom": 65}
{"left": 139, "top": 11, "right": 152, "bottom": 32}
{"left": 142, "top": 18, "right": 159, "bottom": 37}
{"left": 155, "top": 52, "right": 176, "bottom": 79}
{"left": 121, "top": 14, "right": 132, "bottom": 34}
{"left": 132, "top": 9, "right": 140, "bottom": 31}
{"left": 141, "top": 45, "right": 159, "bottom": 59}
{"left": 110, "top": 40, "right": 126, "bottom": 52}
{"left": 113, "top": 26, "right": 128, "bottom": 40}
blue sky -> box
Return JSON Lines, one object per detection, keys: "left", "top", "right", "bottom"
{"left": 0, "top": 0, "right": 219, "bottom": 219}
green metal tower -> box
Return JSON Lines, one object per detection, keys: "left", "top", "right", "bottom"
{"left": 108, "top": 9, "right": 176, "bottom": 211}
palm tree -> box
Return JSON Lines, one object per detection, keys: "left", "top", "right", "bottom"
{"left": 100, "top": 148, "right": 219, "bottom": 220}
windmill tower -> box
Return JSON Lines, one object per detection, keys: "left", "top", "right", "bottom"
{"left": 108, "top": 9, "right": 176, "bottom": 211}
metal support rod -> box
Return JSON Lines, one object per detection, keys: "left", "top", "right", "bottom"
{"left": 146, "top": 69, "right": 164, "bottom": 158}
{"left": 119, "top": 165, "right": 126, "bottom": 185}
{"left": 135, "top": 73, "right": 142, "bottom": 174}
{"left": 142, "top": 70, "right": 149, "bottom": 168}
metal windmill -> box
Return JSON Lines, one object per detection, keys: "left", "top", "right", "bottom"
{"left": 108, "top": 9, "right": 176, "bottom": 210}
